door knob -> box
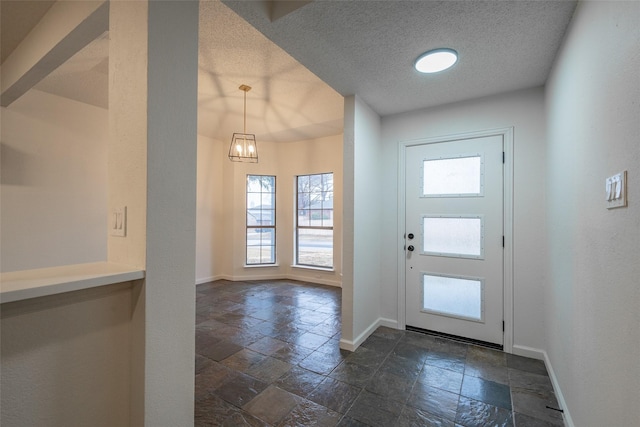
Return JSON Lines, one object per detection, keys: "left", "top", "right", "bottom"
{"left": 407, "top": 245, "right": 415, "bottom": 252}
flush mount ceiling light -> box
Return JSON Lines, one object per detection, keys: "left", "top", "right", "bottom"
{"left": 414, "top": 48, "right": 458, "bottom": 73}
{"left": 229, "top": 84, "right": 258, "bottom": 163}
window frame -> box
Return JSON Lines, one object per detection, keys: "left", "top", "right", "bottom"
{"left": 295, "top": 172, "right": 334, "bottom": 269}
{"left": 245, "top": 174, "right": 276, "bottom": 266}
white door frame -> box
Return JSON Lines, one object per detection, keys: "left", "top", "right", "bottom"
{"left": 397, "top": 127, "right": 514, "bottom": 353}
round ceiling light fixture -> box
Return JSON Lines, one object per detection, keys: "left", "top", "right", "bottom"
{"left": 414, "top": 48, "right": 458, "bottom": 73}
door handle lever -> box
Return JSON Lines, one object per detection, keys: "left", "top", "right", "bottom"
{"left": 407, "top": 245, "right": 415, "bottom": 252}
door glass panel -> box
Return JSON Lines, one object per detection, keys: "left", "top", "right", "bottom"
{"left": 422, "top": 155, "right": 482, "bottom": 196}
{"left": 423, "top": 216, "right": 483, "bottom": 258}
{"left": 422, "top": 274, "right": 483, "bottom": 321}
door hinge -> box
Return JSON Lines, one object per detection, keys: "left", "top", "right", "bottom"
{"left": 502, "top": 151, "right": 505, "bottom": 163}
{"left": 502, "top": 236, "right": 505, "bottom": 247}
{"left": 502, "top": 321, "right": 505, "bottom": 332}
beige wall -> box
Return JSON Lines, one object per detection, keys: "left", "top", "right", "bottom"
{"left": 545, "top": 2, "right": 640, "bottom": 426}
{"left": 196, "top": 134, "right": 344, "bottom": 287}
{"left": 0, "top": 282, "right": 133, "bottom": 427}
{"left": 196, "top": 135, "right": 224, "bottom": 282}
{"left": 0, "top": 90, "right": 108, "bottom": 272}
{"left": 1, "top": 2, "right": 199, "bottom": 426}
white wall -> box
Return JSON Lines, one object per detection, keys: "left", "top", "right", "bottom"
{"left": 140, "top": 2, "right": 199, "bottom": 424}
{"left": 279, "top": 135, "right": 343, "bottom": 285}
{"left": 545, "top": 2, "right": 640, "bottom": 426}
{"left": 380, "top": 88, "right": 548, "bottom": 353}
{"left": 196, "top": 134, "right": 344, "bottom": 287}
{"left": 196, "top": 135, "right": 223, "bottom": 282}
{"left": 341, "top": 95, "right": 383, "bottom": 349}
{"left": 1, "top": 90, "right": 107, "bottom": 272}
{"left": 1, "top": 283, "right": 132, "bottom": 427}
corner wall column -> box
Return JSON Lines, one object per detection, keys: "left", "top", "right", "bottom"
{"left": 109, "top": 1, "right": 199, "bottom": 425}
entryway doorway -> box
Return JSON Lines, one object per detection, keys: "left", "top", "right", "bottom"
{"left": 397, "top": 128, "right": 514, "bottom": 350}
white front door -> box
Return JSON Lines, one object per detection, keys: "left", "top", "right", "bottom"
{"left": 405, "top": 134, "right": 504, "bottom": 345}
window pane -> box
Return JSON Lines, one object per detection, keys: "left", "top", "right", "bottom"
{"left": 297, "top": 229, "right": 333, "bottom": 268}
{"left": 423, "top": 156, "right": 482, "bottom": 196}
{"left": 247, "top": 193, "right": 261, "bottom": 208}
{"left": 322, "top": 173, "right": 333, "bottom": 191}
{"left": 261, "top": 176, "right": 275, "bottom": 191}
{"left": 260, "top": 245, "right": 274, "bottom": 264}
{"left": 323, "top": 209, "right": 334, "bottom": 227}
{"left": 298, "top": 193, "right": 310, "bottom": 210}
{"left": 259, "top": 228, "right": 274, "bottom": 245}
{"left": 296, "top": 173, "right": 333, "bottom": 268}
{"left": 247, "top": 211, "right": 260, "bottom": 226}
{"left": 298, "top": 175, "right": 310, "bottom": 192}
{"left": 246, "top": 176, "right": 262, "bottom": 192}
{"left": 423, "top": 216, "right": 482, "bottom": 257}
{"left": 247, "top": 228, "right": 275, "bottom": 264}
{"left": 309, "top": 210, "right": 323, "bottom": 226}
{"left": 246, "top": 175, "right": 276, "bottom": 265}
{"left": 261, "top": 193, "right": 273, "bottom": 207}
{"left": 298, "top": 209, "right": 310, "bottom": 226}
{"left": 423, "top": 274, "right": 482, "bottom": 321}
{"left": 309, "top": 174, "right": 322, "bottom": 191}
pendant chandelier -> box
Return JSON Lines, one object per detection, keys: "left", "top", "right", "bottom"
{"left": 228, "top": 84, "right": 258, "bottom": 163}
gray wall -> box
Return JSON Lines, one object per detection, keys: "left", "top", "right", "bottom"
{"left": 380, "top": 87, "right": 548, "bottom": 353}
{"left": 545, "top": 1, "right": 640, "bottom": 425}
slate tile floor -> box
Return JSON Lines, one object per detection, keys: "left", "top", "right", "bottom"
{"left": 195, "top": 280, "right": 564, "bottom": 427}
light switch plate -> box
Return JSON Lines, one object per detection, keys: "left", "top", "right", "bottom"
{"left": 606, "top": 171, "right": 627, "bottom": 209}
{"left": 111, "top": 206, "right": 127, "bottom": 236}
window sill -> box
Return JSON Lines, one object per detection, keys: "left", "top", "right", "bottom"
{"left": 291, "top": 264, "right": 335, "bottom": 272}
{"left": 0, "top": 262, "right": 145, "bottom": 304}
{"left": 244, "top": 263, "right": 279, "bottom": 268}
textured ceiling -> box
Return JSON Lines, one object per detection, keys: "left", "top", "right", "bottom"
{"left": 2, "top": 0, "right": 578, "bottom": 142}
{"left": 198, "top": 0, "right": 344, "bottom": 143}
{"left": 224, "top": 0, "right": 578, "bottom": 116}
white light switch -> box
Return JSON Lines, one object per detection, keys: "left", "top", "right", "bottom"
{"left": 606, "top": 171, "right": 627, "bottom": 209}
{"left": 111, "top": 206, "right": 127, "bottom": 236}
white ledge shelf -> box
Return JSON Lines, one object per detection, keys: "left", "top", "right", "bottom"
{"left": 0, "top": 262, "right": 145, "bottom": 304}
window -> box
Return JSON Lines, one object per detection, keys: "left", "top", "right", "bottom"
{"left": 422, "top": 273, "right": 484, "bottom": 322}
{"left": 246, "top": 175, "right": 276, "bottom": 265}
{"left": 422, "top": 215, "right": 484, "bottom": 259}
{"left": 422, "top": 155, "right": 483, "bottom": 197}
{"left": 296, "top": 173, "right": 333, "bottom": 268}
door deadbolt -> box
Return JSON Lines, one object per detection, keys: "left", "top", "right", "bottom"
{"left": 407, "top": 233, "right": 414, "bottom": 240}
{"left": 407, "top": 245, "right": 415, "bottom": 252}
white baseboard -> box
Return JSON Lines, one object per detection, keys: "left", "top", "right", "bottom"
{"left": 285, "top": 272, "right": 341, "bottom": 287}
{"left": 195, "top": 273, "right": 341, "bottom": 288}
{"left": 542, "top": 350, "right": 574, "bottom": 427}
{"left": 379, "top": 318, "right": 399, "bottom": 329}
{"left": 339, "top": 317, "right": 400, "bottom": 352}
{"left": 512, "top": 344, "right": 545, "bottom": 361}
{"left": 227, "top": 272, "right": 286, "bottom": 282}
{"left": 340, "top": 319, "right": 379, "bottom": 351}
{"left": 513, "top": 345, "right": 574, "bottom": 427}
{"left": 195, "top": 275, "right": 223, "bottom": 285}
